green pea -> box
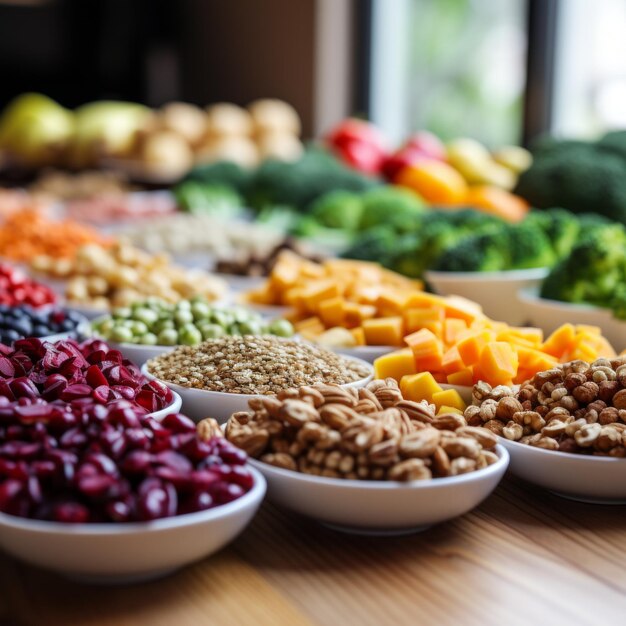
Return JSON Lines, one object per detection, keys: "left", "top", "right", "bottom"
{"left": 175, "top": 300, "right": 192, "bottom": 311}
{"left": 112, "top": 307, "right": 132, "bottom": 319}
{"left": 228, "top": 323, "right": 243, "bottom": 336}
{"left": 174, "top": 310, "right": 194, "bottom": 326}
{"left": 158, "top": 329, "right": 179, "bottom": 346}
{"left": 133, "top": 307, "right": 159, "bottom": 327}
{"left": 238, "top": 320, "right": 263, "bottom": 336}
{"left": 130, "top": 321, "right": 149, "bottom": 336}
{"left": 179, "top": 324, "right": 203, "bottom": 346}
{"left": 139, "top": 332, "right": 158, "bottom": 345}
{"left": 191, "top": 302, "right": 211, "bottom": 321}
{"left": 153, "top": 319, "right": 175, "bottom": 333}
{"left": 269, "top": 319, "right": 294, "bottom": 338}
{"left": 200, "top": 324, "right": 225, "bottom": 340}
{"left": 110, "top": 326, "right": 134, "bottom": 343}
{"left": 211, "top": 310, "right": 231, "bottom": 327}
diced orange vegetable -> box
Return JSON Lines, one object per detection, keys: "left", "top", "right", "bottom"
{"left": 377, "top": 290, "right": 410, "bottom": 317}
{"left": 300, "top": 281, "right": 342, "bottom": 312}
{"left": 442, "top": 346, "right": 464, "bottom": 375}
{"left": 404, "top": 328, "right": 444, "bottom": 371}
{"left": 363, "top": 317, "right": 404, "bottom": 346}
{"left": 403, "top": 292, "right": 446, "bottom": 310}
{"left": 294, "top": 316, "right": 325, "bottom": 334}
{"left": 477, "top": 342, "right": 519, "bottom": 386}
{"left": 447, "top": 368, "right": 473, "bottom": 387}
{"left": 351, "top": 327, "right": 366, "bottom": 346}
{"left": 442, "top": 296, "right": 485, "bottom": 324}
{"left": 343, "top": 303, "right": 377, "bottom": 328}
{"left": 374, "top": 349, "right": 417, "bottom": 381}
{"left": 443, "top": 318, "right": 468, "bottom": 345}
{"left": 432, "top": 388, "right": 467, "bottom": 412}
{"left": 456, "top": 330, "right": 494, "bottom": 366}
{"left": 542, "top": 324, "right": 576, "bottom": 358}
{"left": 318, "top": 297, "right": 345, "bottom": 328}
{"left": 575, "top": 324, "right": 601, "bottom": 335}
{"left": 436, "top": 405, "right": 464, "bottom": 416}
{"left": 400, "top": 372, "right": 443, "bottom": 403}
{"left": 506, "top": 327, "right": 544, "bottom": 344}
{"left": 404, "top": 307, "right": 445, "bottom": 334}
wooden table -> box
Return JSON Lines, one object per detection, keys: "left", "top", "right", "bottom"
{"left": 0, "top": 476, "right": 624, "bottom": 626}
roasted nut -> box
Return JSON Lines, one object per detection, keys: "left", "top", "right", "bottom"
{"left": 502, "top": 421, "right": 523, "bottom": 441}
{"left": 388, "top": 458, "right": 431, "bottom": 481}
{"left": 279, "top": 399, "right": 320, "bottom": 427}
{"left": 368, "top": 440, "right": 399, "bottom": 466}
{"left": 598, "top": 380, "right": 619, "bottom": 403}
{"left": 483, "top": 419, "right": 504, "bottom": 436}
{"left": 495, "top": 396, "right": 523, "bottom": 421}
{"left": 450, "top": 457, "right": 478, "bottom": 475}
{"left": 574, "top": 423, "right": 602, "bottom": 447}
{"left": 572, "top": 381, "right": 599, "bottom": 404}
{"left": 456, "top": 426, "right": 498, "bottom": 450}
{"left": 541, "top": 419, "right": 567, "bottom": 437}
{"left": 613, "top": 389, "right": 626, "bottom": 410}
{"left": 197, "top": 417, "right": 223, "bottom": 441}
{"left": 399, "top": 429, "right": 440, "bottom": 458}
{"left": 432, "top": 413, "right": 466, "bottom": 431}
{"left": 395, "top": 399, "right": 435, "bottom": 423}
{"left": 478, "top": 398, "right": 498, "bottom": 422}
{"left": 530, "top": 436, "right": 559, "bottom": 451}
{"left": 442, "top": 436, "right": 481, "bottom": 459}
{"left": 260, "top": 452, "right": 297, "bottom": 471}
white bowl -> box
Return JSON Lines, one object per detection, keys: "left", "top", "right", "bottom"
{"left": 106, "top": 341, "right": 175, "bottom": 366}
{"left": 249, "top": 445, "right": 508, "bottom": 534}
{"left": 141, "top": 357, "right": 374, "bottom": 423}
{"left": 519, "top": 288, "right": 626, "bottom": 352}
{"left": 500, "top": 438, "right": 626, "bottom": 504}
{"left": 425, "top": 268, "right": 549, "bottom": 325}
{"left": 146, "top": 390, "right": 182, "bottom": 421}
{"left": 0, "top": 466, "right": 266, "bottom": 584}
{"left": 332, "top": 344, "right": 396, "bottom": 363}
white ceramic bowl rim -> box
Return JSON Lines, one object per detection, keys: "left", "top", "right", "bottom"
{"left": 518, "top": 286, "right": 615, "bottom": 313}
{"left": 501, "top": 437, "right": 626, "bottom": 463}
{"left": 0, "top": 465, "right": 265, "bottom": 535}
{"left": 425, "top": 267, "right": 550, "bottom": 281}
{"left": 249, "top": 444, "right": 509, "bottom": 490}
{"left": 141, "top": 355, "right": 374, "bottom": 399}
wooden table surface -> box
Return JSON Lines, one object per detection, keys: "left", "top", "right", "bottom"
{"left": 0, "top": 476, "right": 624, "bottom": 626}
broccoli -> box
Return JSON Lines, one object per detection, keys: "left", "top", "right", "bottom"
{"left": 431, "top": 232, "right": 510, "bottom": 272}
{"left": 540, "top": 224, "right": 626, "bottom": 308}
{"left": 514, "top": 140, "right": 626, "bottom": 224}
{"left": 255, "top": 205, "right": 300, "bottom": 232}
{"left": 341, "top": 225, "right": 399, "bottom": 266}
{"left": 523, "top": 208, "right": 580, "bottom": 259}
{"left": 357, "top": 186, "right": 426, "bottom": 231}
{"left": 505, "top": 222, "right": 556, "bottom": 269}
{"left": 598, "top": 129, "right": 626, "bottom": 162}
{"left": 247, "top": 149, "right": 379, "bottom": 212}
{"left": 292, "top": 215, "right": 354, "bottom": 252}
{"left": 610, "top": 284, "right": 626, "bottom": 321}
{"left": 309, "top": 190, "right": 364, "bottom": 230}
{"left": 183, "top": 161, "right": 252, "bottom": 195}
{"left": 174, "top": 181, "right": 245, "bottom": 218}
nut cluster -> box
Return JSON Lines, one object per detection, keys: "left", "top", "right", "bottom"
{"left": 219, "top": 379, "right": 499, "bottom": 481}
{"left": 147, "top": 336, "right": 372, "bottom": 394}
{"left": 465, "top": 357, "right": 626, "bottom": 456}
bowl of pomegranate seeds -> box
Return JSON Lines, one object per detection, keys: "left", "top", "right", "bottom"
{"left": 0, "top": 263, "right": 57, "bottom": 309}
{"left": 0, "top": 337, "right": 181, "bottom": 419}
{"left": 0, "top": 400, "right": 265, "bottom": 583}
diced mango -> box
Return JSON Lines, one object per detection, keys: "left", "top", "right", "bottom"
{"left": 377, "top": 290, "right": 410, "bottom": 317}
{"left": 447, "top": 368, "right": 473, "bottom": 387}
{"left": 300, "top": 281, "right": 342, "bottom": 312}
{"left": 344, "top": 303, "right": 377, "bottom": 328}
{"left": 351, "top": 326, "right": 366, "bottom": 346}
{"left": 294, "top": 316, "right": 325, "bottom": 334}
{"left": 404, "top": 328, "right": 444, "bottom": 371}
{"left": 442, "top": 346, "right": 464, "bottom": 375}
{"left": 403, "top": 292, "right": 446, "bottom": 310}
{"left": 542, "top": 324, "right": 576, "bottom": 358}
{"left": 400, "top": 371, "right": 443, "bottom": 403}
{"left": 506, "top": 326, "right": 543, "bottom": 344}
{"left": 374, "top": 348, "right": 417, "bottom": 381}
{"left": 442, "top": 295, "right": 484, "bottom": 323}
{"left": 456, "top": 330, "right": 494, "bottom": 366}
{"left": 575, "top": 324, "right": 601, "bottom": 335}
{"left": 432, "top": 371, "right": 448, "bottom": 383}
{"left": 404, "top": 307, "right": 445, "bottom": 334}
{"left": 432, "top": 388, "right": 467, "bottom": 412}
{"left": 436, "top": 405, "right": 464, "bottom": 416}
{"left": 318, "top": 297, "right": 345, "bottom": 328}
{"left": 477, "top": 341, "right": 519, "bottom": 386}
{"left": 443, "top": 318, "right": 468, "bottom": 345}
{"left": 363, "top": 317, "right": 404, "bottom": 346}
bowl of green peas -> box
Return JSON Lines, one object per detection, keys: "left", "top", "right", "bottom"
{"left": 90, "top": 297, "right": 295, "bottom": 366}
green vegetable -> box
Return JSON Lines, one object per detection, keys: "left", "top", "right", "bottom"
{"left": 431, "top": 232, "right": 509, "bottom": 272}
{"left": 523, "top": 208, "right": 580, "bottom": 259}
{"left": 309, "top": 190, "right": 363, "bottom": 230}
{"left": 158, "top": 329, "right": 179, "bottom": 346}
{"left": 540, "top": 224, "right": 626, "bottom": 314}
{"left": 247, "top": 149, "right": 379, "bottom": 212}
{"left": 269, "top": 319, "right": 294, "bottom": 338}
{"left": 174, "top": 181, "right": 245, "bottom": 218}
{"left": 515, "top": 138, "right": 626, "bottom": 225}
{"left": 505, "top": 222, "right": 556, "bottom": 269}
{"left": 358, "top": 186, "right": 425, "bottom": 231}
{"left": 183, "top": 160, "right": 252, "bottom": 195}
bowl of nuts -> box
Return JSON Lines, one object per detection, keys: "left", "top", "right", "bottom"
{"left": 220, "top": 379, "right": 509, "bottom": 535}
{"left": 0, "top": 400, "right": 266, "bottom": 584}
{"left": 465, "top": 358, "right": 626, "bottom": 503}
{"left": 142, "top": 336, "right": 374, "bottom": 422}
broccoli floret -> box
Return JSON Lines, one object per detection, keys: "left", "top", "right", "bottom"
{"left": 358, "top": 186, "right": 426, "bottom": 231}
{"left": 523, "top": 208, "right": 580, "bottom": 259}
{"left": 515, "top": 141, "right": 626, "bottom": 224}
{"left": 247, "top": 149, "right": 379, "bottom": 212}
{"left": 309, "top": 190, "right": 364, "bottom": 230}
{"left": 341, "top": 226, "right": 397, "bottom": 266}
{"left": 506, "top": 222, "right": 556, "bottom": 269}
{"left": 183, "top": 161, "right": 252, "bottom": 195}
{"left": 292, "top": 215, "right": 354, "bottom": 252}
{"left": 174, "top": 181, "right": 244, "bottom": 218}
{"left": 540, "top": 224, "right": 626, "bottom": 306}
{"left": 598, "top": 130, "right": 626, "bottom": 162}
{"left": 255, "top": 205, "right": 299, "bottom": 232}
{"left": 431, "top": 232, "right": 509, "bottom": 272}
{"left": 610, "top": 284, "right": 626, "bottom": 321}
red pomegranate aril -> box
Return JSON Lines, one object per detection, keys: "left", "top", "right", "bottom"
{"left": 190, "top": 470, "right": 220, "bottom": 490}
{"left": 155, "top": 450, "right": 193, "bottom": 473}
{"left": 212, "top": 482, "right": 246, "bottom": 504}
{"left": 85, "top": 364, "right": 108, "bottom": 388}
{"left": 77, "top": 474, "right": 118, "bottom": 498}
{"left": 10, "top": 378, "right": 39, "bottom": 400}
{"left": 228, "top": 465, "right": 255, "bottom": 490}
{"left": 26, "top": 476, "right": 42, "bottom": 503}
{"left": 106, "top": 499, "right": 133, "bottom": 522}
{"left": 122, "top": 450, "right": 153, "bottom": 473}
{"left": 0, "top": 357, "right": 15, "bottom": 378}
{"left": 184, "top": 491, "right": 214, "bottom": 513}
{"left": 169, "top": 433, "right": 197, "bottom": 451}
{"left": 161, "top": 413, "right": 196, "bottom": 433}
{"left": 31, "top": 460, "right": 56, "bottom": 478}
{"left": 60, "top": 384, "right": 93, "bottom": 402}
{"left": 84, "top": 452, "right": 118, "bottom": 476}
{"left": 0, "top": 479, "right": 23, "bottom": 508}
{"left": 60, "top": 428, "right": 88, "bottom": 449}
{"left": 124, "top": 428, "right": 151, "bottom": 449}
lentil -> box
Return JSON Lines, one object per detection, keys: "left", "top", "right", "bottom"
{"left": 147, "top": 336, "right": 372, "bottom": 394}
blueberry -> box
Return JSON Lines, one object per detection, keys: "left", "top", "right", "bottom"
{"left": 3, "top": 330, "right": 20, "bottom": 343}
{"left": 60, "top": 319, "right": 76, "bottom": 332}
